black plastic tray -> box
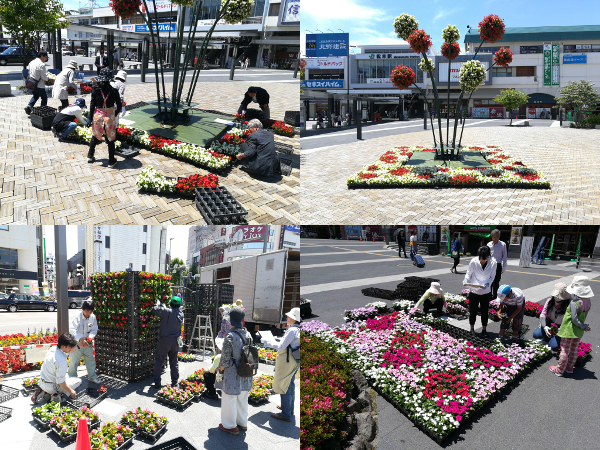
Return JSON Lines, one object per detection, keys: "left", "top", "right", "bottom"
{"left": 194, "top": 186, "right": 248, "bottom": 225}
{"left": 280, "top": 158, "right": 292, "bottom": 176}
{"left": 275, "top": 142, "right": 295, "bottom": 154}
{"left": 30, "top": 113, "right": 55, "bottom": 130}
{"left": 65, "top": 388, "right": 107, "bottom": 409}
{"left": 155, "top": 393, "right": 194, "bottom": 410}
{"left": 0, "top": 385, "right": 19, "bottom": 404}
{"left": 0, "top": 405, "right": 11, "bottom": 423}
{"left": 284, "top": 110, "right": 300, "bottom": 127}
{"left": 248, "top": 396, "right": 270, "bottom": 405}
{"left": 22, "top": 383, "right": 39, "bottom": 394}
{"left": 33, "top": 414, "right": 52, "bottom": 430}
{"left": 51, "top": 419, "right": 101, "bottom": 443}
{"left": 120, "top": 419, "right": 167, "bottom": 443}
{"left": 147, "top": 437, "right": 198, "bottom": 450}
{"left": 115, "top": 147, "right": 140, "bottom": 159}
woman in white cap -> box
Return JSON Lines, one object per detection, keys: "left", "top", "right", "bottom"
{"left": 409, "top": 282, "right": 446, "bottom": 317}
{"left": 215, "top": 305, "right": 232, "bottom": 351}
{"left": 111, "top": 70, "right": 127, "bottom": 123}
{"left": 532, "top": 282, "right": 571, "bottom": 351}
{"left": 261, "top": 307, "right": 300, "bottom": 423}
{"left": 550, "top": 276, "right": 593, "bottom": 376}
{"left": 52, "top": 60, "right": 79, "bottom": 110}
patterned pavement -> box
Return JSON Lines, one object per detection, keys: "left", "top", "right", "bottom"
{"left": 300, "top": 126, "right": 600, "bottom": 224}
{"left": 0, "top": 81, "right": 299, "bottom": 224}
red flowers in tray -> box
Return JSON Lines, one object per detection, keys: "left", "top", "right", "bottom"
{"left": 175, "top": 173, "right": 219, "bottom": 195}
{"left": 219, "top": 133, "right": 247, "bottom": 145}
{"left": 148, "top": 135, "right": 182, "bottom": 151}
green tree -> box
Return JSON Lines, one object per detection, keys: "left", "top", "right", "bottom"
{"left": 494, "top": 89, "right": 530, "bottom": 125}
{"left": 554, "top": 80, "right": 600, "bottom": 127}
{"left": 186, "top": 264, "right": 199, "bottom": 284}
{"left": 169, "top": 257, "right": 185, "bottom": 286}
{"left": 0, "top": 0, "right": 68, "bottom": 68}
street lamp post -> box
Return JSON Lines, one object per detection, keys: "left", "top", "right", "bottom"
{"left": 168, "top": 237, "right": 174, "bottom": 274}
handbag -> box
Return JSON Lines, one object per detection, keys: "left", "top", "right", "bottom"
{"left": 451, "top": 239, "right": 459, "bottom": 258}
{"left": 26, "top": 77, "right": 38, "bottom": 91}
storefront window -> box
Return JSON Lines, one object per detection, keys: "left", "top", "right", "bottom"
{"left": 356, "top": 58, "right": 423, "bottom": 84}
{"left": 492, "top": 67, "right": 512, "bottom": 77}
{"left": 0, "top": 248, "right": 17, "bottom": 270}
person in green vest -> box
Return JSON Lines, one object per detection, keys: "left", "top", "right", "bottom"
{"left": 409, "top": 282, "right": 446, "bottom": 317}
{"left": 550, "top": 276, "right": 592, "bottom": 376}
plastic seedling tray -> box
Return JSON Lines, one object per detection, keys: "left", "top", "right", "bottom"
{"left": 147, "top": 436, "right": 198, "bottom": 450}
{"left": 155, "top": 393, "right": 194, "bottom": 410}
{"left": 120, "top": 419, "right": 168, "bottom": 443}
{"left": 115, "top": 147, "right": 140, "bottom": 159}
{"left": 0, "top": 385, "right": 19, "bottom": 404}
{"left": 280, "top": 158, "right": 292, "bottom": 176}
{"left": 194, "top": 187, "right": 248, "bottom": 225}
{"left": 248, "top": 396, "right": 270, "bottom": 406}
{"left": 275, "top": 142, "right": 295, "bottom": 154}
{"left": 0, "top": 405, "right": 12, "bottom": 423}
{"left": 65, "top": 388, "right": 107, "bottom": 409}
{"left": 51, "top": 419, "right": 101, "bottom": 443}
{"left": 22, "top": 383, "right": 39, "bottom": 394}
{"left": 33, "top": 415, "right": 53, "bottom": 430}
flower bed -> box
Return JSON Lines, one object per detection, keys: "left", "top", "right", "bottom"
{"left": 155, "top": 385, "right": 194, "bottom": 409}
{"left": 121, "top": 407, "right": 167, "bottom": 441}
{"left": 135, "top": 167, "right": 219, "bottom": 197}
{"left": 50, "top": 406, "right": 101, "bottom": 442}
{"left": 32, "top": 402, "right": 70, "bottom": 429}
{"left": 177, "top": 352, "right": 196, "bottom": 362}
{"left": 235, "top": 115, "right": 296, "bottom": 137}
{"left": 90, "top": 421, "right": 134, "bottom": 450}
{"left": 0, "top": 331, "right": 57, "bottom": 374}
{"left": 301, "top": 310, "right": 551, "bottom": 444}
{"left": 347, "top": 146, "right": 549, "bottom": 189}
{"left": 300, "top": 334, "right": 354, "bottom": 450}
{"left": 66, "top": 125, "right": 231, "bottom": 172}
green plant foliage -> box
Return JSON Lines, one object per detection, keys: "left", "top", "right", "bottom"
{"left": 554, "top": 80, "right": 600, "bottom": 127}
{"left": 494, "top": 89, "right": 529, "bottom": 125}
{"left": 221, "top": 0, "right": 254, "bottom": 24}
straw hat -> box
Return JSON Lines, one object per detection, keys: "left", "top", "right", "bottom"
{"left": 235, "top": 299, "right": 243, "bottom": 307}
{"left": 427, "top": 282, "right": 442, "bottom": 296}
{"left": 566, "top": 276, "right": 594, "bottom": 298}
{"left": 67, "top": 60, "right": 79, "bottom": 71}
{"left": 551, "top": 282, "right": 571, "bottom": 300}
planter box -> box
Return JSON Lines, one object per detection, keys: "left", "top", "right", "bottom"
{"left": 51, "top": 419, "right": 101, "bottom": 443}
{"left": 0, "top": 385, "right": 19, "bottom": 404}
{"left": 155, "top": 393, "right": 194, "bottom": 410}
{"left": 0, "top": 405, "right": 11, "bottom": 424}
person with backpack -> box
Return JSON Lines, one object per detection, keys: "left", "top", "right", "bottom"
{"left": 217, "top": 307, "right": 256, "bottom": 435}
{"left": 261, "top": 307, "right": 301, "bottom": 422}
{"left": 150, "top": 296, "right": 183, "bottom": 389}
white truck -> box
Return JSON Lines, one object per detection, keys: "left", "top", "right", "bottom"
{"left": 199, "top": 248, "right": 300, "bottom": 332}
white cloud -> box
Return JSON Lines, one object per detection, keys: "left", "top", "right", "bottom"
{"left": 303, "top": 0, "right": 386, "bottom": 20}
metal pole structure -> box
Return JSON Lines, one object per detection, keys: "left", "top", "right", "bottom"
{"left": 54, "top": 226, "right": 69, "bottom": 336}
{"left": 357, "top": 99, "right": 362, "bottom": 140}
{"left": 262, "top": 225, "right": 270, "bottom": 254}
{"left": 229, "top": 44, "right": 238, "bottom": 80}
{"left": 141, "top": 39, "right": 147, "bottom": 82}
{"left": 559, "top": 107, "right": 563, "bottom": 126}
{"left": 168, "top": 238, "right": 174, "bottom": 273}
{"left": 293, "top": 54, "right": 299, "bottom": 79}
{"left": 424, "top": 109, "right": 428, "bottom": 130}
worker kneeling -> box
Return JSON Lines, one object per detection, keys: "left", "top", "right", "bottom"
{"left": 151, "top": 296, "right": 184, "bottom": 389}
{"left": 236, "top": 119, "right": 281, "bottom": 177}
{"left": 32, "top": 333, "right": 82, "bottom": 403}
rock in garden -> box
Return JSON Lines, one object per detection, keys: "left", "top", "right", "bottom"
{"left": 346, "top": 436, "right": 367, "bottom": 450}
{"left": 356, "top": 412, "right": 376, "bottom": 442}
{"left": 351, "top": 369, "right": 369, "bottom": 391}
{"left": 346, "top": 398, "right": 361, "bottom": 414}
{"left": 320, "top": 438, "right": 342, "bottom": 450}
{"left": 357, "top": 390, "right": 372, "bottom": 412}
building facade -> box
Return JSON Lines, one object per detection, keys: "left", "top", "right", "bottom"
{"left": 0, "top": 226, "right": 44, "bottom": 295}
{"left": 85, "top": 225, "right": 167, "bottom": 275}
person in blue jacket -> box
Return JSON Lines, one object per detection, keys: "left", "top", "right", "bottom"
{"left": 151, "top": 295, "right": 183, "bottom": 389}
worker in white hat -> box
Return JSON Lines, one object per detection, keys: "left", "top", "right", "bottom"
{"left": 111, "top": 70, "right": 127, "bottom": 124}
{"left": 261, "top": 307, "right": 300, "bottom": 422}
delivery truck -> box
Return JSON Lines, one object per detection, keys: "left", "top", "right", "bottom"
{"left": 199, "top": 248, "right": 300, "bottom": 333}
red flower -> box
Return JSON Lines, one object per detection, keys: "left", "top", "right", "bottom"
{"left": 390, "top": 65, "right": 416, "bottom": 90}
{"left": 441, "top": 42, "right": 461, "bottom": 60}
{"left": 449, "top": 174, "right": 478, "bottom": 185}
{"left": 515, "top": 172, "right": 540, "bottom": 181}
{"left": 389, "top": 167, "right": 411, "bottom": 177}
{"left": 358, "top": 173, "right": 379, "bottom": 179}
{"left": 407, "top": 29, "right": 433, "bottom": 54}
{"left": 174, "top": 173, "right": 219, "bottom": 194}
{"left": 494, "top": 46, "right": 513, "bottom": 68}
{"left": 379, "top": 153, "right": 399, "bottom": 164}
{"left": 367, "top": 165, "right": 378, "bottom": 171}
{"left": 478, "top": 14, "right": 505, "bottom": 43}
{"left": 109, "top": 0, "right": 141, "bottom": 19}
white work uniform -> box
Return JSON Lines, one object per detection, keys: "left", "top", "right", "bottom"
{"left": 39, "top": 346, "right": 82, "bottom": 396}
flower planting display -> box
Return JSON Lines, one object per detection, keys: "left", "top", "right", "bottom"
{"left": 221, "top": 0, "right": 255, "bottom": 24}
{"left": 178, "top": 352, "right": 196, "bottom": 362}
{"left": 67, "top": 125, "right": 231, "bottom": 171}
{"left": 186, "top": 368, "right": 207, "bottom": 382}
{"left": 300, "top": 334, "right": 354, "bottom": 450}
{"left": 441, "top": 42, "right": 461, "bottom": 60}
{"left": 258, "top": 347, "right": 277, "bottom": 362}
{"left": 179, "top": 379, "right": 205, "bottom": 397}
{"left": 347, "top": 145, "right": 549, "bottom": 188}
{"left": 494, "top": 47, "right": 514, "bottom": 68}
{"left": 393, "top": 13, "right": 419, "bottom": 40}
{"left": 523, "top": 301, "right": 544, "bottom": 317}
{"left": 0, "top": 331, "right": 57, "bottom": 375}
{"left": 156, "top": 385, "right": 194, "bottom": 406}
{"left": 390, "top": 65, "right": 416, "bottom": 91}
{"left": 109, "top": 0, "right": 141, "bottom": 19}
{"left": 576, "top": 342, "right": 592, "bottom": 366}
{"left": 90, "top": 421, "right": 134, "bottom": 450}
{"left": 478, "top": 14, "right": 506, "bottom": 43}
{"left": 32, "top": 402, "right": 69, "bottom": 427}
{"left": 407, "top": 29, "right": 432, "bottom": 54}
{"left": 301, "top": 309, "right": 551, "bottom": 444}
{"left": 50, "top": 406, "right": 100, "bottom": 439}
{"left": 135, "top": 166, "right": 219, "bottom": 196}
{"left": 121, "top": 407, "right": 167, "bottom": 436}
{"left": 23, "top": 376, "right": 40, "bottom": 389}
{"left": 250, "top": 373, "right": 275, "bottom": 403}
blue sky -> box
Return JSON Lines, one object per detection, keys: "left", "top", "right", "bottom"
{"left": 301, "top": 0, "right": 600, "bottom": 55}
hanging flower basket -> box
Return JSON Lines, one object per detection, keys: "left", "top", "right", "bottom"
{"left": 459, "top": 60, "right": 487, "bottom": 93}
{"left": 441, "top": 42, "right": 461, "bottom": 60}
{"left": 407, "top": 29, "right": 432, "bottom": 54}
{"left": 478, "top": 14, "right": 506, "bottom": 43}
{"left": 109, "top": 0, "right": 141, "bottom": 19}
{"left": 393, "top": 13, "right": 419, "bottom": 40}
{"left": 494, "top": 47, "right": 514, "bottom": 68}
{"left": 390, "top": 65, "right": 416, "bottom": 90}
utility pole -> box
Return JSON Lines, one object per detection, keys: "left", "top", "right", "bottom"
{"left": 55, "top": 226, "right": 69, "bottom": 336}
{"left": 263, "top": 225, "right": 270, "bottom": 253}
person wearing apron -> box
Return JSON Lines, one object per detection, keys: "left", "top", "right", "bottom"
{"left": 86, "top": 68, "right": 122, "bottom": 166}
{"left": 261, "top": 307, "right": 301, "bottom": 422}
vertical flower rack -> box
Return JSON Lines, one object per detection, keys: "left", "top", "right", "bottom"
{"left": 183, "top": 284, "right": 234, "bottom": 350}
{"left": 90, "top": 271, "right": 172, "bottom": 382}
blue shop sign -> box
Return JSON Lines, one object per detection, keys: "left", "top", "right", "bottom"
{"left": 135, "top": 23, "right": 176, "bottom": 33}
{"left": 301, "top": 80, "right": 344, "bottom": 89}
{"left": 563, "top": 54, "right": 587, "bottom": 64}
{"left": 306, "top": 33, "right": 349, "bottom": 57}
{"left": 285, "top": 225, "right": 301, "bottom": 234}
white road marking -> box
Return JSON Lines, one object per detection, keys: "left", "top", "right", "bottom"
{"left": 302, "top": 249, "right": 390, "bottom": 256}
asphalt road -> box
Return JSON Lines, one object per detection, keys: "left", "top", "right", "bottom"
{"left": 0, "top": 308, "right": 81, "bottom": 335}
{"left": 300, "top": 118, "right": 565, "bottom": 152}
{"left": 301, "top": 238, "right": 600, "bottom": 450}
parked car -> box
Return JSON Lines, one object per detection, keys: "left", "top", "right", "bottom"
{"left": 0, "top": 293, "right": 57, "bottom": 312}
{"left": 0, "top": 45, "right": 10, "bottom": 54}
{"left": 67, "top": 290, "right": 92, "bottom": 309}
{"left": 62, "top": 50, "right": 74, "bottom": 56}
{"left": 0, "top": 47, "right": 38, "bottom": 66}
{"left": 76, "top": 49, "right": 86, "bottom": 56}
{"left": 0, "top": 293, "right": 7, "bottom": 300}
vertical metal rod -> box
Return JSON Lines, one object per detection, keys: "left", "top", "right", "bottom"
{"left": 55, "top": 226, "right": 69, "bottom": 336}
{"left": 229, "top": 44, "right": 238, "bottom": 80}
{"left": 357, "top": 99, "right": 362, "bottom": 140}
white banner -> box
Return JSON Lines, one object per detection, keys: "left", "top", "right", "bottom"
{"left": 197, "top": 19, "right": 228, "bottom": 26}
{"left": 140, "top": 0, "right": 179, "bottom": 13}
{"left": 302, "top": 58, "right": 345, "bottom": 69}
{"left": 519, "top": 236, "right": 534, "bottom": 268}
{"left": 439, "top": 61, "right": 489, "bottom": 83}
{"left": 367, "top": 78, "right": 391, "bottom": 84}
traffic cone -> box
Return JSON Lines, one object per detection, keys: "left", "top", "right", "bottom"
{"left": 75, "top": 417, "right": 92, "bottom": 450}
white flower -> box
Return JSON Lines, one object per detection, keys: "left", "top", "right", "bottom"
{"left": 459, "top": 60, "right": 487, "bottom": 93}
{"left": 394, "top": 13, "right": 419, "bottom": 41}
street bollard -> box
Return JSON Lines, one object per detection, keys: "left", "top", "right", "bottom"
{"left": 424, "top": 110, "right": 427, "bottom": 130}
{"left": 560, "top": 108, "right": 563, "bottom": 127}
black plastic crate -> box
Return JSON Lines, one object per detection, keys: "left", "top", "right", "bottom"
{"left": 284, "top": 110, "right": 300, "bottom": 127}
{"left": 30, "top": 113, "right": 55, "bottom": 130}
{"left": 0, "top": 385, "right": 19, "bottom": 404}
{"left": 0, "top": 405, "right": 11, "bottom": 423}
{"left": 147, "top": 437, "right": 198, "bottom": 450}
{"left": 155, "top": 392, "right": 194, "bottom": 410}
{"left": 66, "top": 388, "right": 107, "bottom": 409}
{"left": 280, "top": 158, "right": 292, "bottom": 176}
{"left": 115, "top": 147, "right": 140, "bottom": 159}
{"left": 275, "top": 142, "right": 295, "bottom": 154}
{"left": 194, "top": 187, "right": 248, "bottom": 225}
{"left": 32, "top": 106, "right": 57, "bottom": 116}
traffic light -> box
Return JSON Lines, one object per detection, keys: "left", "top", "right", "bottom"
{"left": 76, "top": 264, "right": 84, "bottom": 277}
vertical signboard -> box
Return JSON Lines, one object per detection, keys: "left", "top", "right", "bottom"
{"left": 551, "top": 43, "right": 560, "bottom": 85}
{"left": 543, "top": 44, "right": 552, "bottom": 86}
{"left": 519, "top": 237, "right": 534, "bottom": 268}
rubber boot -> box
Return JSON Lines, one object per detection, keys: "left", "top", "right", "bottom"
{"left": 87, "top": 136, "right": 98, "bottom": 163}
{"left": 107, "top": 140, "right": 117, "bottom": 167}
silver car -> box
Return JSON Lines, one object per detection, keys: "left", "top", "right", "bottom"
{"left": 68, "top": 290, "right": 92, "bottom": 309}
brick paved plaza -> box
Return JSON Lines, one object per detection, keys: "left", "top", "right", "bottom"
{"left": 0, "top": 81, "right": 299, "bottom": 224}
{"left": 300, "top": 126, "right": 600, "bottom": 224}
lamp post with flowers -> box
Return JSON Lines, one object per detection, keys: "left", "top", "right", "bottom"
{"left": 391, "top": 13, "right": 513, "bottom": 160}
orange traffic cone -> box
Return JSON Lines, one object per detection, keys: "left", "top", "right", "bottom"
{"left": 75, "top": 417, "right": 92, "bottom": 450}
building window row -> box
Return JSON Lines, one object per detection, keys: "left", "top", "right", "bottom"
{"left": 356, "top": 58, "right": 424, "bottom": 84}
{"left": 0, "top": 248, "right": 18, "bottom": 270}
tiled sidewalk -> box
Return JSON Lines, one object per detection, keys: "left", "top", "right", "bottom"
{"left": 300, "top": 126, "right": 600, "bottom": 223}
{"left": 0, "top": 82, "right": 299, "bottom": 224}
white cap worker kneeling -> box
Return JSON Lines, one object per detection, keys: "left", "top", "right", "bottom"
{"left": 496, "top": 284, "right": 525, "bottom": 343}
{"left": 261, "top": 307, "right": 301, "bottom": 422}
{"left": 32, "top": 333, "right": 82, "bottom": 403}
{"left": 410, "top": 282, "right": 446, "bottom": 317}
{"left": 68, "top": 299, "right": 100, "bottom": 383}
